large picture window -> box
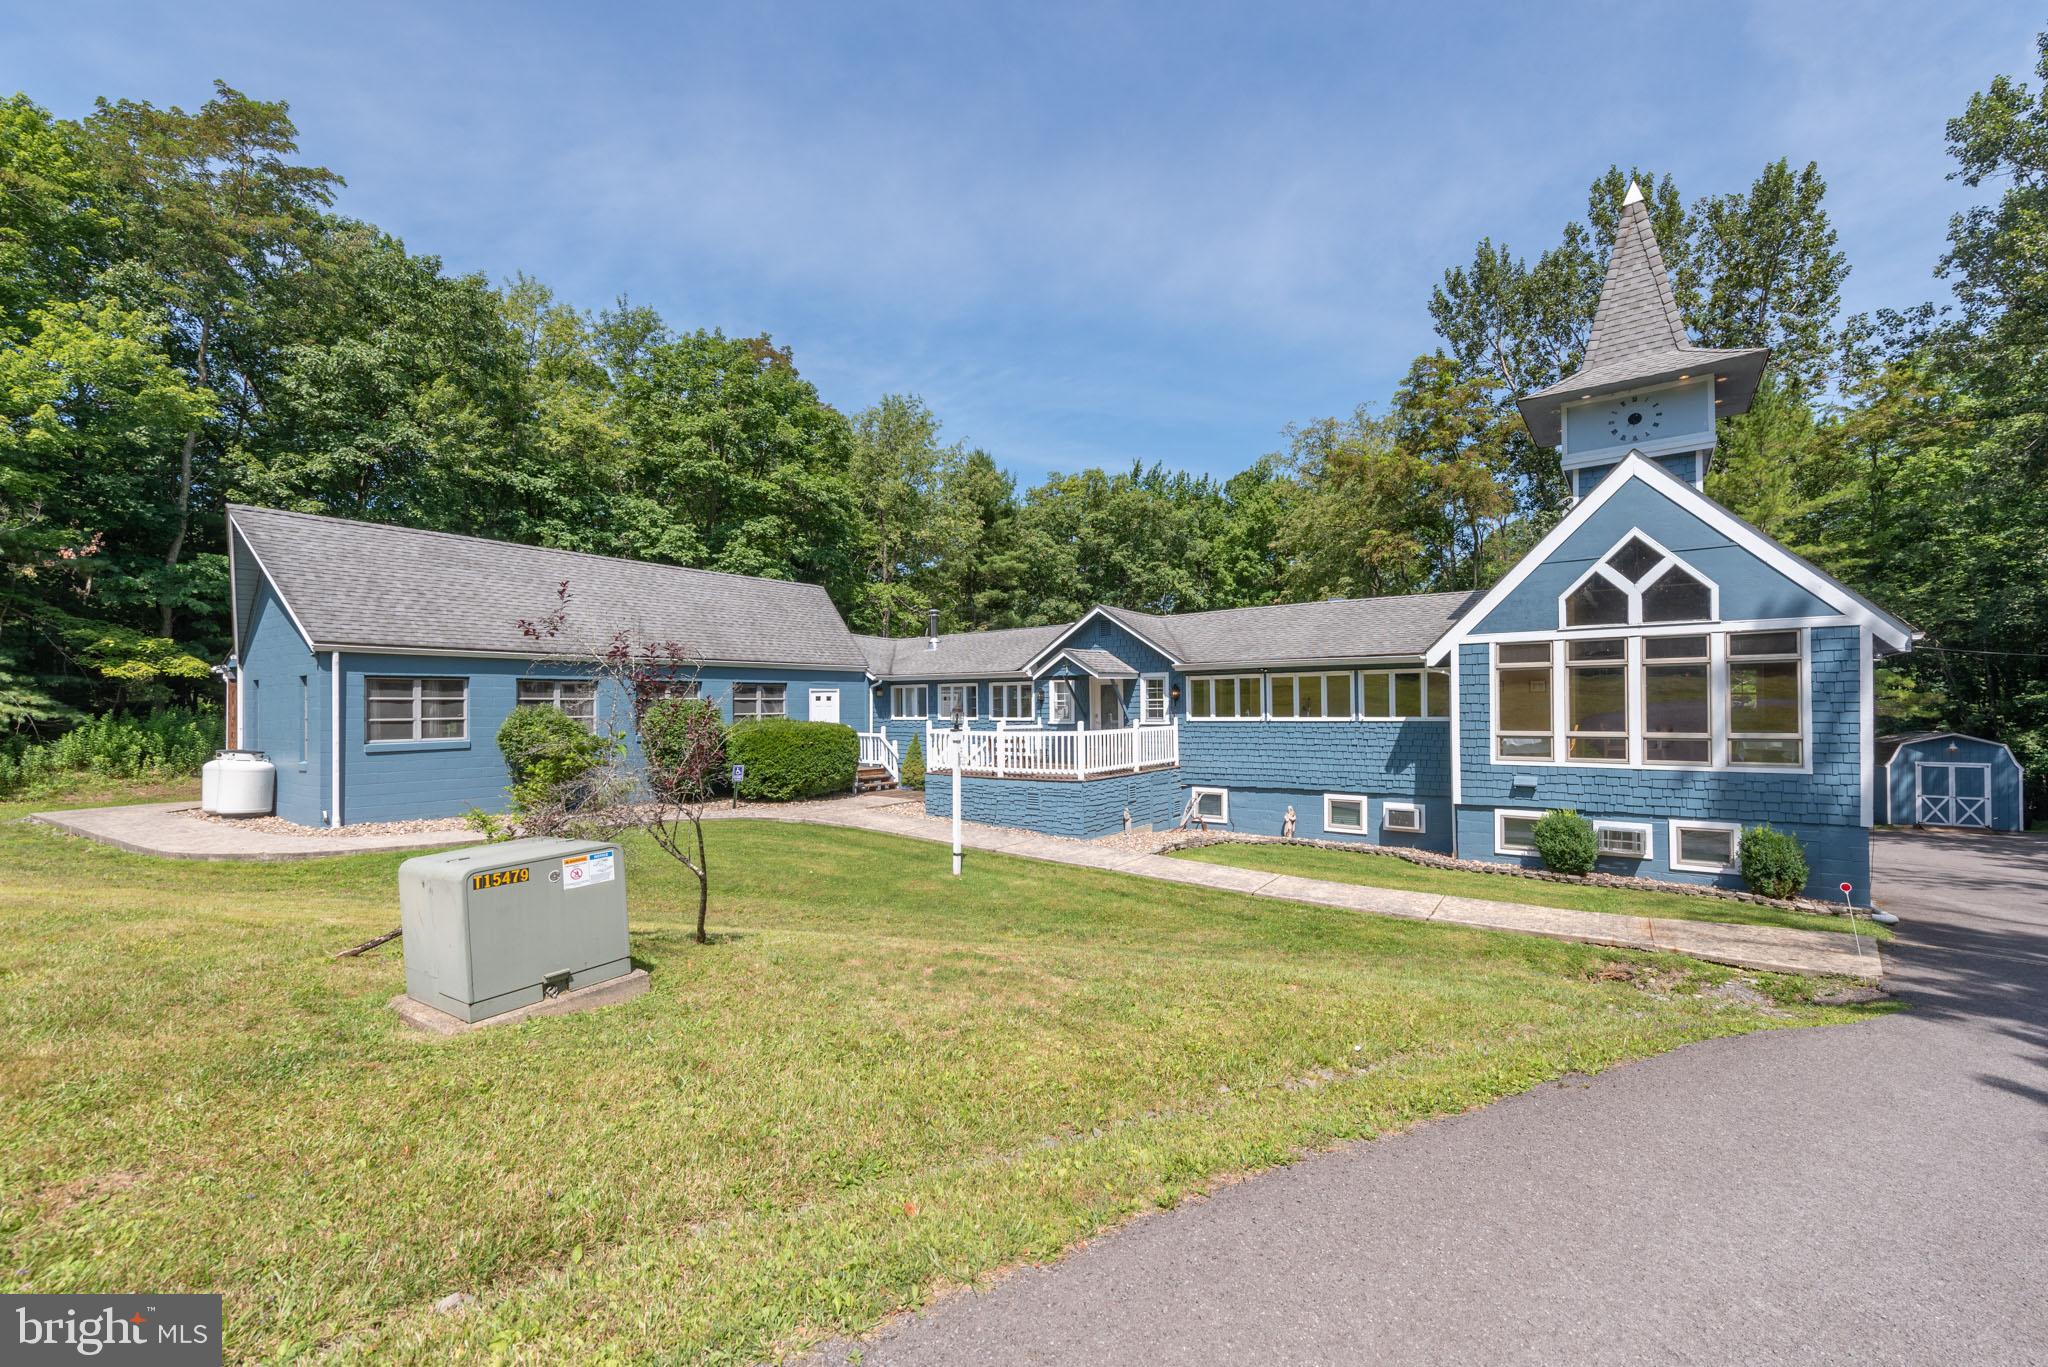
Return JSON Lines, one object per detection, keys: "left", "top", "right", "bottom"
{"left": 1643, "top": 635, "right": 1710, "bottom": 763}
{"left": 1566, "top": 639, "right": 1628, "bottom": 762}
{"left": 1494, "top": 643, "right": 1553, "bottom": 759}
{"left": 731, "top": 682, "right": 787, "bottom": 721}
{"left": 889, "top": 684, "right": 927, "bottom": 720}
{"left": 936, "top": 683, "right": 978, "bottom": 721}
{"left": 991, "top": 682, "right": 1034, "bottom": 721}
{"left": 518, "top": 678, "right": 598, "bottom": 731}
{"left": 1188, "top": 675, "right": 1262, "bottom": 720}
{"left": 366, "top": 676, "right": 467, "bottom": 743}
{"left": 1727, "top": 631, "right": 1803, "bottom": 765}
{"left": 1360, "top": 670, "right": 1449, "bottom": 720}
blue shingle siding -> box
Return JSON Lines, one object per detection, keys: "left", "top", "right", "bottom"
{"left": 1471, "top": 479, "right": 1835, "bottom": 635}
{"left": 1880, "top": 735, "right": 2025, "bottom": 831}
{"left": 1177, "top": 719, "right": 1452, "bottom": 849}
{"left": 335, "top": 655, "right": 870, "bottom": 824}
{"left": 926, "top": 767, "right": 1183, "bottom": 841}
{"left": 240, "top": 577, "right": 326, "bottom": 825}
{"left": 1453, "top": 627, "right": 1873, "bottom": 898}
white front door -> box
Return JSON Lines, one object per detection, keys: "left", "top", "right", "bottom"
{"left": 808, "top": 688, "right": 840, "bottom": 724}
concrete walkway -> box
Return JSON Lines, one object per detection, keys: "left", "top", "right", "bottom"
{"left": 726, "top": 793, "right": 1882, "bottom": 981}
{"left": 29, "top": 801, "right": 483, "bottom": 860}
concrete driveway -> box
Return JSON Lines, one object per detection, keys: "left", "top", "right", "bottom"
{"left": 813, "top": 830, "right": 2048, "bottom": 1365}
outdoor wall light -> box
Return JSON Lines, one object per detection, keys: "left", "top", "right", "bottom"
{"left": 1171, "top": 685, "right": 1182, "bottom": 703}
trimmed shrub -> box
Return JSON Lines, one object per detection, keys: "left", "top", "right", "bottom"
{"left": 498, "top": 704, "right": 616, "bottom": 811}
{"left": 727, "top": 718, "right": 857, "bottom": 801}
{"left": 0, "top": 707, "right": 220, "bottom": 795}
{"left": 640, "top": 697, "right": 729, "bottom": 799}
{"left": 1739, "top": 824, "right": 1809, "bottom": 900}
{"left": 1531, "top": 808, "right": 1598, "bottom": 875}
{"left": 900, "top": 734, "right": 925, "bottom": 790}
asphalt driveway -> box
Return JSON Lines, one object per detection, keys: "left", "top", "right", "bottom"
{"left": 813, "top": 831, "right": 2048, "bottom": 1365}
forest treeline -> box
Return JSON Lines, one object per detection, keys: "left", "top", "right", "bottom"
{"left": 2, "top": 36, "right": 2045, "bottom": 800}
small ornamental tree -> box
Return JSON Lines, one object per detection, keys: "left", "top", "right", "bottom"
{"left": 638, "top": 694, "right": 727, "bottom": 943}
{"left": 1531, "top": 808, "right": 1598, "bottom": 875}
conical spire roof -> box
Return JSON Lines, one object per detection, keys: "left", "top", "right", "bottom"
{"left": 1516, "top": 181, "right": 1770, "bottom": 447}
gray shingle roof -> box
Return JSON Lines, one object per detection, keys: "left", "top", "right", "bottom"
{"left": 1094, "top": 592, "right": 1481, "bottom": 668}
{"left": 1517, "top": 184, "right": 1769, "bottom": 446}
{"left": 1050, "top": 648, "right": 1138, "bottom": 678}
{"left": 854, "top": 624, "right": 1068, "bottom": 680}
{"left": 229, "top": 504, "right": 870, "bottom": 670}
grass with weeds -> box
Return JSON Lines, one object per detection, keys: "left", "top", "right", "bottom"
{"left": 1172, "top": 839, "right": 1891, "bottom": 940}
{"left": 0, "top": 789, "right": 1888, "bottom": 1362}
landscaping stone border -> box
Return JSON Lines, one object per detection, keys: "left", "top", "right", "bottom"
{"left": 1164, "top": 833, "right": 1861, "bottom": 918}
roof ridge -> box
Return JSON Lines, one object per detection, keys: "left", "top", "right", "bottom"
{"left": 227, "top": 503, "right": 832, "bottom": 596}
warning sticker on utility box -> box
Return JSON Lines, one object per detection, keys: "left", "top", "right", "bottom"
{"left": 562, "top": 849, "right": 615, "bottom": 890}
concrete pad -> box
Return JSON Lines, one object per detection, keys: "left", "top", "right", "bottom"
{"left": 391, "top": 968, "right": 650, "bottom": 1035}
{"left": 32, "top": 802, "right": 484, "bottom": 861}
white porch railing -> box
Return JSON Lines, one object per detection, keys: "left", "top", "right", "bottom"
{"left": 858, "top": 731, "right": 900, "bottom": 781}
{"left": 925, "top": 723, "right": 1178, "bottom": 779}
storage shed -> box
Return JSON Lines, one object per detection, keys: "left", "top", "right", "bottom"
{"left": 1878, "top": 732, "right": 2026, "bottom": 831}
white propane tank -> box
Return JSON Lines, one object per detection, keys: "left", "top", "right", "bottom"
{"left": 203, "top": 750, "right": 276, "bottom": 817}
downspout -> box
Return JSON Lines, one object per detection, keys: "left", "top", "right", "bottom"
{"left": 329, "top": 651, "right": 343, "bottom": 828}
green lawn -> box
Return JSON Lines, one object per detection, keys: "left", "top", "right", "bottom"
{"left": 1172, "top": 840, "right": 1890, "bottom": 940}
{"left": 0, "top": 787, "right": 1885, "bottom": 1363}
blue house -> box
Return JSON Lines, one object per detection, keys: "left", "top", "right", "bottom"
{"left": 223, "top": 182, "right": 1914, "bottom": 902}
{"left": 226, "top": 505, "right": 873, "bottom": 827}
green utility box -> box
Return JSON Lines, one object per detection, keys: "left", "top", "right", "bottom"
{"left": 398, "top": 838, "right": 631, "bottom": 1023}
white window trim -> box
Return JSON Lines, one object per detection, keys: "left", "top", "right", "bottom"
{"left": 936, "top": 682, "right": 979, "bottom": 721}
{"left": 1322, "top": 793, "right": 1368, "bottom": 834}
{"left": 1268, "top": 670, "right": 1356, "bottom": 722}
{"left": 1494, "top": 808, "right": 1545, "bottom": 856}
{"left": 1594, "top": 820, "right": 1653, "bottom": 860}
{"left": 1187, "top": 675, "right": 1264, "bottom": 722}
{"left": 1139, "top": 673, "right": 1170, "bottom": 725}
{"left": 990, "top": 681, "right": 1035, "bottom": 722}
{"left": 1564, "top": 638, "right": 1630, "bottom": 766}
{"left": 518, "top": 676, "right": 600, "bottom": 732}
{"left": 1556, "top": 528, "right": 1720, "bottom": 632}
{"left": 1048, "top": 678, "right": 1076, "bottom": 724}
{"left": 890, "top": 684, "right": 928, "bottom": 720}
{"left": 1488, "top": 629, "right": 1811, "bottom": 775}
{"left": 1382, "top": 801, "right": 1426, "bottom": 834}
{"left": 1358, "top": 668, "right": 1451, "bottom": 722}
{"left": 1668, "top": 819, "right": 1743, "bottom": 873}
{"left": 1636, "top": 633, "right": 1712, "bottom": 768}
{"left": 731, "top": 681, "right": 788, "bottom": 721}
{"left": 364, "top": 675, "right": 469, "bottom": 745}
{"left": 1190, "top": 786, "right": 1230, "bottom": 824}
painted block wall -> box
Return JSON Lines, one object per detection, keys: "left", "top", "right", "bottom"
{"left": 1880, "top": 735, "right": 2026, "bottom": 830}
{"left": 335, "top": 655, "right": 870, "bottom": 824}
{"left": 925, "top": 767, "right": 1183, "bottom": 841}
{"left": 240, "top": 577, "right": 327, "bottom": 826}
{"left": 1472, "top": 478, "right": 1836, "bottom": 634}
{"left": 1453, "top": 627, "right": 1872, "bottom": 898}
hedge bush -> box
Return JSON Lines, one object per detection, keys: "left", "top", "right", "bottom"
{"left": 1739, "top": 824, "right": 1809, "bottom": 899}
{"left": 498, "top": 704, "right": 616, "bottom": 811}
{"left": 1531, "top": 808, "right": 1598, "bottom": 875}
{"left": 0, "top": 708, "right": 221, "bottom": 795}
{"left": 727, "top": 718, "right": 857, "bottom": 801}
{"left": 640, "top": 697, "right": 729, "bottom": 799}
{"left": 900, "top": 734, "right": 925, "bottom": 790}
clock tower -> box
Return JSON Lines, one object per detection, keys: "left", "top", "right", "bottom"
{"left": 1515, "top": 182, "right": 1771, "bottom": 499}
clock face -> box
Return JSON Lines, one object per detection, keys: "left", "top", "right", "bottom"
{"left": 1605, "top": 394, "right": 1664, "bottom": 442}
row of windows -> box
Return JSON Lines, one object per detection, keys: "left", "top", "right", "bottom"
{"left": 1186, "top": 670, "right": 1450, "bottom": 721}
{"left": 1492, "top": 630, "right": 1805, "bottom": 769}
{"left": 892, "top": 678, "right": 1171, "bottom": 725}
{"left": 1494, "top": 811, "right": 1741, "bottom": 872}
{"left": 1184, "top": 787, "right": 1425, "bottom": 836}
{"left": 361, "top": 676, "right": 786, "bottom": 743}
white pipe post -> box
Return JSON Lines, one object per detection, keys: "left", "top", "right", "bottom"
{"left": 951, "top": 727, "right": 963, "bottom": 877}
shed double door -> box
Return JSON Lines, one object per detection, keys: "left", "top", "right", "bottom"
{"left": 1916, "top": 762, "right": 1992, "bottom": 827}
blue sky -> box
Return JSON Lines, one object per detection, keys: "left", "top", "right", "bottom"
{"left": 8, "top": 2, "right": 2037, "bottom": 482}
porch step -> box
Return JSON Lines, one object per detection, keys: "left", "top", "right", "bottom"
{"left": 854, "top": 765, "right": 898, "bottom": 794}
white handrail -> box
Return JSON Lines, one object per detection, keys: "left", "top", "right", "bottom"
{"left": 858, "top": 731, "right": 901, "bottom": 781}
{"left": 926, "top": 723, "right": 1177, "bottom": 779}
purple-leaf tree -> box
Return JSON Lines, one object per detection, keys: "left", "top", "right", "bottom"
{"left": 518, "top": 583, "right": 727, "bottom": 944}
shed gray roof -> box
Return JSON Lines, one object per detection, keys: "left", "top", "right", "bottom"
{"left": 854, "top": 624, "right": 1068, "bottom": 680}
{"left": 1875, "top": 732, "right": 2018, "bottom": 766}
{"left": 228, "top": 505, "right": 870, "bottom": 670}
{"left": 1517, "top": 184, "right": 1769, "bottom": 446}
{"left": 1092, "top": 592, "right": 1481, "bottom": 668}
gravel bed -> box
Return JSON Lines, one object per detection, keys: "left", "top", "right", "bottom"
{"left": 189, "top": 809, "right": 475, "bottom": 839}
